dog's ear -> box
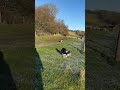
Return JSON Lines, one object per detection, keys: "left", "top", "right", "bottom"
{"left": 63, "top": 48, "right": 66, "bottom": 50}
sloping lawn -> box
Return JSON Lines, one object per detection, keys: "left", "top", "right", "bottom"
{"left": 86, "top": 29, "right": 120, "bottom": 89}
{"left": 36, "top": 38, "right": 85, "bottom": 90}
{"left": 0, "top": 47, "right": 34, "bottom": 90}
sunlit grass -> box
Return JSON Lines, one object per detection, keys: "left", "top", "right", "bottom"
{"left": 36, "top": 38, "right": 85, "bottom": 90}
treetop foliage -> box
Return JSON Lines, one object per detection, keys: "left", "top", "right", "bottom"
{"left": 0, "top": 0, "right": 34, "bottom": 24}
{"left": 35, "top": 3, "right": 68, "bottom": 36}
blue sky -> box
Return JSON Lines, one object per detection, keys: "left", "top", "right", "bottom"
{"left": 35, "top": 0, "right": 85, "bottom": 31}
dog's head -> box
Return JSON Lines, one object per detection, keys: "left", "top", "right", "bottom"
{"left": 61, "top": 48, "right": 67, "bottom": 53}
{"left": 61, "top": 48, "right": 66, "bottom": 51}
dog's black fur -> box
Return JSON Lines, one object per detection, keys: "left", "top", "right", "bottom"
{"left": 61, "top": 48, "right": 71, "bottom": 55}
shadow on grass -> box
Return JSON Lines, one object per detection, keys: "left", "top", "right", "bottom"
{"left": 86, "top": 45, "right": 116, "bottom": 66}
{"left": 0, "top": 50, "right": 16, "bottom": 90}
{"left": 35, "top": 48, "right": 44, "bottom": 90}
{"left": 56, "top": 48, "right": 62, "bottom": 55}
{"left": 77, "top": 48, "right": 83, "bottom": 54}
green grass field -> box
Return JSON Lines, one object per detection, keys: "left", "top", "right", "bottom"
{"left": 86, "top": 13, "right": 106, "bottom": 26}
{"left": 35, "top": 35, "right": 66, "bottom": 46}
{"left": 1, "top": 47, "right": 34, "bottom": 90}
{"left": 0, "top": 24, "right": 34, "bottom": 47}
{"left": 68, "top": 31, "right": 77, "bottom": 37}
{"left": 35, "top": 36, "right": 85, "bottom": 90}
{"left": 0, "top": 25, "right": 34, "bottom": 89}
{"left": 86, "top": 29, "right": 120, "bottom": 89}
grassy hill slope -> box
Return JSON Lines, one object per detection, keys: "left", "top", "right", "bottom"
{"left": 86, "top": 10, "right": 120, "bottom": 89}
{"left": 0, "top": 24, "right": 34, "bottom": 47}
{"left": 0, "top": 25, "right": 34, "bottom": 89}
{"left": 36, "top": 38, "right": 85, "bottom": 90}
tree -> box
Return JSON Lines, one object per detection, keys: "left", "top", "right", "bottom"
{"left": 56, "top": 20, "right": 68, "bottom": 36}
{"left": 35, "top": 3, "right": 68, "bottom": 36}
{"left": 0, "top": 0, "right": 34, "bottom": 24}
{"left": 35, "top": 4, "right": 57, "bottom": 35}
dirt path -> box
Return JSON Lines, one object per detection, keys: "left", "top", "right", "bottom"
{"left": 0, "top": 34, "right": 34, "bottom": 47}
{"left": 35, "top": 40, "right": 63, "bottom": 47}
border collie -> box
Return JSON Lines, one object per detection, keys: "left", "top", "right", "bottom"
{"left": 61, "top": 48, "right": 71, "bottom": 58}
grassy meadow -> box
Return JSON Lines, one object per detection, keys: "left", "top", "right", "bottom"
{"left": 0, "top": 47, "right": 34, "bottom": 90}
{"left": 35, "top": 35, "right": 85, "bottom": 90}
{"left": 86, "top": 13, "right": 106, "bottom": 26}
{"left": 0, "top": 25, "right": 34, "bottom": 89}
{"left": 86, "top": 29, "right": 120, "bottom": 89}
{"left": 0, "top": 24, "right": 34, "bottom": 47}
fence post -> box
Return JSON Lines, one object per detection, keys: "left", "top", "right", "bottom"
{"left": 115, "top": 25, "right": 120, "bottom": 62}
{"left": 0, "top": 10, "right": 2, "bottom": 23}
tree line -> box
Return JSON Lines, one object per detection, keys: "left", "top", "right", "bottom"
{"left": 0, "top": 0, "right": 34, "bottom": 24}
{"left": 35, "top": 3, "right": 69, "bottom": 36}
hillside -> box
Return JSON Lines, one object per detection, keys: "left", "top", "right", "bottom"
{"left": 86, "top": 10, "right": 120, "bottom": 26}
{"left": 68, "top": 30, "right": 85, "bottom": 37}
{"left": 68, "top": 30, "right": 77, "bottom": 37}
{"left": 86, "top": 10, "right": 120, "bottom": 89}
{"left": 35, "top": 37, "right": 85, "bottom": 90}
{"left": 86, "top": 10, "right": 105, "bottom": 26}
{"left": 86, "top": 13, "right": 106, "bottom": 26}
{"left": 0, "top": 24, "right": 34, "bottom": 47}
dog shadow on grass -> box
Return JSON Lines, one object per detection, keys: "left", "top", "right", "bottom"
{"left": 56, "top": 48, "right": 62, "bottom": 55}
{"left": 0, "top": 50, "right": 16, "bottom": 90}
{"left": 35, "top": 48, "right": 44, "bottom": 90}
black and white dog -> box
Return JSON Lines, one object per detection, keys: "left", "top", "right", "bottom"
{"left": 61, "top": 48, "right": 71, "bottom": 58}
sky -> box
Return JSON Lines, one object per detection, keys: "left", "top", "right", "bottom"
{"left": 86, "top": 0, "right": 120, "bottom": 12}
{"left": 35, "top": 0, "right": 85, "bottom": 31}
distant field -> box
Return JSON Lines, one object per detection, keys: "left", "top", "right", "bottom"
{"left": 35, "top": 35, "right": 73, "bottom": 46}
{"left": 68, "top": 30, "right": 77, "bottom": 37}
{"left": 86, "top": 13, "right": 106, "bottom": 26}
{"left": 86, "top": 29, "right": 120, "bottom": 89}
{"left": 0, "top": 24, "right": 34, "bottom": 47}
{"left": 35, "top": 35, "right": 65, "bottom": 43}
{"left": 36, "top": 36, "right": 85, "bottom": 90}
